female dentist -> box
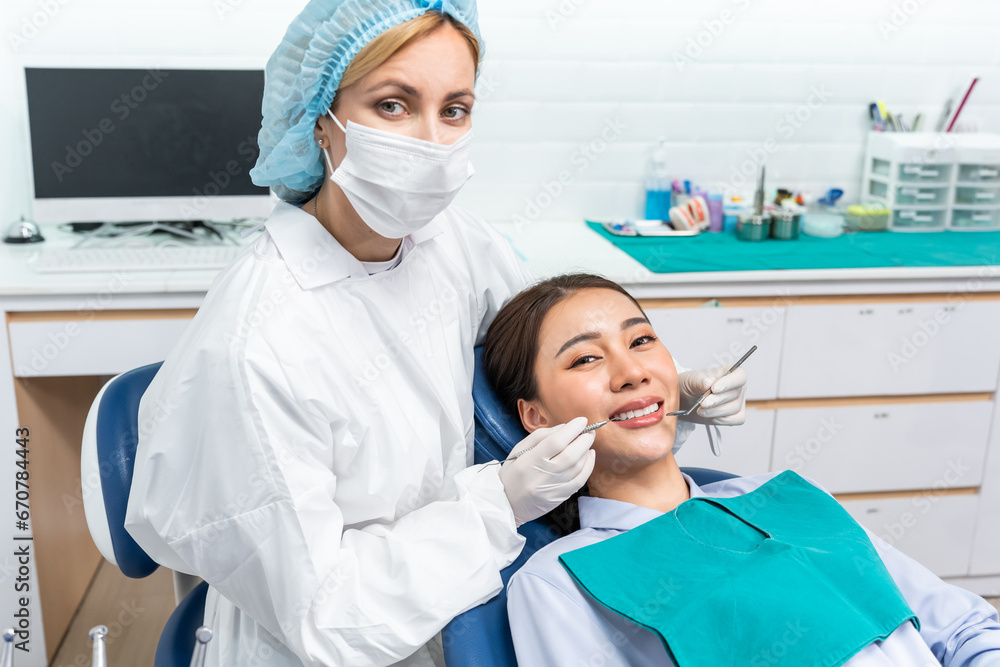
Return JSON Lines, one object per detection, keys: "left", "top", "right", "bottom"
{"left": 124, "top": 1, "right": 749, "bottom": 665}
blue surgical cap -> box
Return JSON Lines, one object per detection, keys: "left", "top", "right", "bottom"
{"left": 250, "top": 0, "right": 482, "bottom": 203}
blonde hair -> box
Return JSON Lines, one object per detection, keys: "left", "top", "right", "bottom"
{"left": 333, "top": 12, "right": 480, "bottom": 110}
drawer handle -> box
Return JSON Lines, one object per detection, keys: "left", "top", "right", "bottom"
{"left": 899, "top": 211, "right": 933, "bottom": 222}
{"left": 900, "top": 188, "right": 935, "bottom": 199}
{"left": 903, "top": 165, "right": 939, "bottom": 177}
{"left": 974, "top": 192, "right": 996, "bottom": 200}
{"left": 972, "top": 214, "right": 993, "bottom": 222}
{"left": 979, "top": 168, "right": 999, "bottom": 178}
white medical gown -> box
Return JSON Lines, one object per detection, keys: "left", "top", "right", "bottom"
{"left": 125, "top": 201, "right": 539, "bottom": 666}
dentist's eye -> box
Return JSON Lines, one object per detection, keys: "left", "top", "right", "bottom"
{"left": 442, "top": 105, "right": 469, "bottom": 121}
{"left": 631, "top": 335, "right": 657, "bottom": 347}
{"left": 378, "top": 100, "right": 406, "bottom": 116}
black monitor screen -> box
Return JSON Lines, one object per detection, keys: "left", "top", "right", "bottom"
{"left": 25, "top": 68, "right": 269, "bottom": 199}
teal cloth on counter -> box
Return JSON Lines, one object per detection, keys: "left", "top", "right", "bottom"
{"left": 585, "top": 221, "right": 1000, "bottom": 273}
{"left": 558, "top": 471, "right": 919, "bottom": 667}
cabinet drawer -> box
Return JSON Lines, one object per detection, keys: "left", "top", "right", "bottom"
{"left": 958, "top": 163, "right": 1000, "bottom": 183}
{"left": 841, "top": 494, "right": 977, "bottom": 578}
{"left": 778, "top": 300, "right": 1000, "bottom": 397}
{"left": 645, "top": 306, "right": 783, "bottom": 400}
{"left": 771, "top": 401, "right": 991, "bottom": 494}
{"left": 897, "top": 162, "right": 952, "bottom": 183}
{"left": 951, "top": 208, "right": 1000, "bottom": 230}
{"left": 955, "top": 185, "right": 1000, "bottom": 205}
{"left": 891, "top": 208, "right": 947, "bottom": 231}
{"left": 8, "top": 314, "right": 193, "bottom": 377}
{"left": 675, "top": 408, "right": 774, "bottom": 477}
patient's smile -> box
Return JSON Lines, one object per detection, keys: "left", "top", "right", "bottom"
{"left": 611, "top": 400, "right": 664, "bottom": 428}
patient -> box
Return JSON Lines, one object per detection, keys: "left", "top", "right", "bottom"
{"left": 484, "top": 273, "right": 1000, "bottom": 667}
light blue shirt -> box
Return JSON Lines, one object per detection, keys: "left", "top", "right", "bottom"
{"left": 507, "top": 472, "right": 1000, "bottom": 667}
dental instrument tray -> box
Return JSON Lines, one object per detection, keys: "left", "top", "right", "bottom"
{"left": 594, "top": 219, "right": 701, "bottom": 237}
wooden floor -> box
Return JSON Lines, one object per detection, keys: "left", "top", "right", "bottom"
{"left": 50, "top": 560, "right": 176, "bottom": 667}
{"left": 46, "top": 564, "right": 1000, "bottom": 665}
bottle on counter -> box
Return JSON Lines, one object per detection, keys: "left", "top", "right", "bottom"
{"left": 723, "top": 195, "right": 745, "bottom": 233}
{"left": 644, "top": 137, "right": 672, "bottom": 220}
{"left": 707, "top": 193, "right": 724, "bottom": 232}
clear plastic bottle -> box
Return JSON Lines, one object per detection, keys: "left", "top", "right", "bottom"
{"left": 644, "top": 137, "right": 672, "bottom": 220}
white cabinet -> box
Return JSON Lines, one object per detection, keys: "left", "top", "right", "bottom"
{"left": 8, "top": 315, "right": 194, "bottom": 377}
{"left": 771, "top": 401, "right": 992, "bottom": 494}
{"left": 841, "top": 494, "right": 979, "bottom": 578}
{"left": 778, "top": 300, "right": 1000, "bottom": 398}
{"left": 675, "top": 408, "right": 774, "bottom": 477}
{"left": 970, "top": 386, "right": 1000, "bottom": 576}
{"left": 646, "top": 306, "right": 784, "bottom": 400}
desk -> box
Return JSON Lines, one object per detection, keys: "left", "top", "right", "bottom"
{"left": 0, "top": 225, "right": 249, "bottom": 665}
{"left": 3, "top": 220, "right": 1000, "bottom": 664}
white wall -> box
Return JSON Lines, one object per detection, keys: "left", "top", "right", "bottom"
{"left": 2, "top": 0, "right": 999, "bottom": 227}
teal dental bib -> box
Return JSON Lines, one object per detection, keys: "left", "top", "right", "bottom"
{"left": 558, "top": 471, "right": 918, "bottom": 667}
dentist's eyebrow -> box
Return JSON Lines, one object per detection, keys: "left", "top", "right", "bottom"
{"left": 444, "top": 88, "right": 475, "bottom": 102}
{"left": 555, "top": 316, "right": 651, "bottom": 358}
{"left": 365, "top": 80, "right": 420, "bottom": 97}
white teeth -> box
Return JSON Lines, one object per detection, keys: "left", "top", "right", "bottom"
{"left": 613, "top": 403, "right": 660, "bottom": 422}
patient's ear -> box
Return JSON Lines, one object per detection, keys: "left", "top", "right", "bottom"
{"left": 518, "top": 398, "right": 551, "bottom": 433}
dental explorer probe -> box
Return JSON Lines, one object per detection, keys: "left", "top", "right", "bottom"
{"left": 505, "top": 418, "right": 614, "bottom": 463}
{"left": 666, "top": 345, "right": 757, "bottom": 417}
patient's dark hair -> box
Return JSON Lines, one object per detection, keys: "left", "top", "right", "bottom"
{"left": 483, "top": 273, "right": 647, "bottom": 534}
{"left": 483, "top": 273, "right": 647, "bottom": 420}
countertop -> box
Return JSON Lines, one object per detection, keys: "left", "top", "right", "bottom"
{"left": 2, "top": 218, "right": 999, "bottom": 300}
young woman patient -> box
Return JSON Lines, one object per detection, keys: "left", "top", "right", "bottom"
{"left": 484, "top": 273, "right": 1000, "bottom": 667}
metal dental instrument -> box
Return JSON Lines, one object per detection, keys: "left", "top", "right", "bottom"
{"left": 90, "top": 625, "right": 108, "bottom": 667}
{"left": 0, "top": 629, "right": 14, "bottom": 667}
{"left": 190, "top": 626, "right": 214, "bottom": 667}
{"left": 505, "top": 418, "right": 615, "bottom": 463}
{"left": 666, "top": 345, "right": 757, "bottom": 417}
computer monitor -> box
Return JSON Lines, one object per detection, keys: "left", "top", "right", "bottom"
{"left": 24, "top": 66, "right": 273, "bottom": 224}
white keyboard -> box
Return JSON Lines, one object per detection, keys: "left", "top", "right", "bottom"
{"left": 32, "top": 245, "right": 245, "bottom": 274}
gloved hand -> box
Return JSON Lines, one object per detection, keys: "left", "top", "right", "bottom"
{"left": 499, "top": 416, "right": 596, "bottom": 526}
{"left": 676, "top": 367, "right": 747, "bottom": 426}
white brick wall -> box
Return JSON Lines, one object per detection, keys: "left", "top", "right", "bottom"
{"left": 2, "top": 0, "right": 998, "bottom": 225}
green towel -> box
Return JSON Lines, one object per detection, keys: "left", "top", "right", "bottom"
{"left": 586, "top": 222, "right": 1000, "bottom": 273}
{"left": 560, "top": 471, "right": 918, "bottom": 666}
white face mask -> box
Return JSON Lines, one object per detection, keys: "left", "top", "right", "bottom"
{"left": 322, "top": 111, "right": 475, "bottom": 239}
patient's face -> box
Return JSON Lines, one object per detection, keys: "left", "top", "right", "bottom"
{"left": 520, "top": 288, "right": 680, "bottom": 469}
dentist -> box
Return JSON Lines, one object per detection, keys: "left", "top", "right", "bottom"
{"left": 125, "top": 1, "right": 748, "bottom": 665}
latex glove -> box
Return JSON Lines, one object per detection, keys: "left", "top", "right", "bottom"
{"left": 499, "top": 416, "right": 596, "bottom": 526}
{"left": 676, "top": 366, "right": 747, "bottom": 426}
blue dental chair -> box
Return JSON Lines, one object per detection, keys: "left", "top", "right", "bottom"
{"left": 81, "top": 361, "right": 209, "bottom": 667}
{"left": 441, "top": 347, "right": 737, "bottom": 667}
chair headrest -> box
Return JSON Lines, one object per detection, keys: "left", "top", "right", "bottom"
{"left": 95, "top": 362, "right": 163, "bottom": 578}
{"left": 472, "top": 347, "right": 528, "bottom": 465}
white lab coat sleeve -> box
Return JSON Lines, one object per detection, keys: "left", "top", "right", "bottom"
{"left": 863, "top": 528, "right": 1000, "bottom": 665}
{"left": 127, "top": 341, "right": 524, "bottom": 667}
